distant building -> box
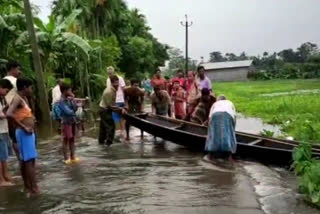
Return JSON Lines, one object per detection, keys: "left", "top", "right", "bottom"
{"left": 201, "top": 60, "right": 254, "bottom": 82}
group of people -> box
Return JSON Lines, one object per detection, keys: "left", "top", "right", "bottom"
{"left": 99, "top": 65, "right": 237, "bottom": 162}
{"left": 0, "top": 61, "right": 38, "bottom": 194}
{"left": 0, "top": 61, "right": 237, "bottom": 195}
{"left": 0, "top": 61, "right": 87, "bottom": 194}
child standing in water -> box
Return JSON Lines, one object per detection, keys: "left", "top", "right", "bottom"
{"left": 6, "top": 78, "right": 39, "bottom": 195}
{"left": 0, "top": 79, "right": 14, "bottom": 187}
{"left": 58, "top": 84, "right": 78, "bottom": 164}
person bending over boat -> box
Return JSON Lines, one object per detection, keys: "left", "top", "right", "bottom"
{"left": 99, "top": 75, "right": 126, "bottom": 146}
{"left": 151, "top": 86, "right": 172, "bottom": 117}
{"left": 205, "top": 95, "right": 236, "bottom": 162}
{"left": 190, "top": 88, "right": 216, "bottom": 125}
{"left": 124, "top": 79, "right": 145, "bottom": 140}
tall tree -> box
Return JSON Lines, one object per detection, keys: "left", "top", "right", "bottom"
{"left": 278, "top": 49, "right": 298, "bottom": 63}
{"left": 23, "top": 0, "right": 52, "bottom": 130}
{"left": 209, "top": 51, "right": 225, "bottom": 62}
{"left": 296, "top": 42, "right": 318, "bottom": 63}
{"left": 239, "top": 51, "right": 249, "bottom": 60}
{"left": 225, "top": 53, "right": 238, "bottom": 61}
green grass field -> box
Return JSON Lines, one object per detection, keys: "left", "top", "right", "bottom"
{"left": 213, "top": 79, "right": 320, "bottom": 143}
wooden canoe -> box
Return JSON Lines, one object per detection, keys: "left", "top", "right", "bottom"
{"left": 124, "top": 113, "right": 320, "bottom": 165}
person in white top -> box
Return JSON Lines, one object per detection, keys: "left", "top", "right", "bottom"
{"left": 0, "top": 79, "right": 14, "bottom": 186}
{"left": 3, "top": 60, "right": 21, "bottom": 105}
{"left": 106, "top": 66, "right": 126, "bottom": 138}
{"left": 205, "top": 95, "right": 237, "bottom": 162}
{"left": 3, "top": 61, "right": 21, "bottom": 161}
{"left": 52, "top": 79, "right": 62, "bottom": 106}
{"left": 208, "top": 96, "right": 236, "bottom": 120}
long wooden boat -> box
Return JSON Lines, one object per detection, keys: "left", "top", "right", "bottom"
{"left": 124, "top": 113, "right": 320, "bottom": 165}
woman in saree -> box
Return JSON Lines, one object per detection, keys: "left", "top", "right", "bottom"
{"left": 185, "top": 71, "right": 200, "bottom": 120}
{"left": 205, "top": 95, "right": 236, "bottom": 162}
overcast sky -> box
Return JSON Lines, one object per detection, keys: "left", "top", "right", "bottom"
{"left": 31, "top": 0, "right": 320, "bottom": 61}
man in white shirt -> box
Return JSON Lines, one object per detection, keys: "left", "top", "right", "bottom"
{"left": 52, "top": 79, "right": 62, "bottom": 106}
{"left": 2, "top": 60, "right": 21, "bottom": 160}
{"left": 106, "top": 66, "right": 126, "bottom": 138}
{"left": 3, "top": 60, "right": 21, "bottom": 105}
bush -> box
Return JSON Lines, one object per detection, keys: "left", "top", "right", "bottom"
{"left": 249, "top": 63, "right": 320, "bottom": 80}
{"left": 292, "top": 143, "right": 320, "bottom": 207}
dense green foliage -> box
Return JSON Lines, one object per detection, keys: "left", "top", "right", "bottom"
{"left": 214, "top": 79, "right": 320, "bottom": 143}
{"left": 293, "top": 143, "right": 320, "bottom": 207}
{"left": 0, "top": 0, "right": 169, "bottom": 101}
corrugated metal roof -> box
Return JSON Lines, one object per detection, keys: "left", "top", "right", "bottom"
{"left": 202, "top": 60, "right": 253, "bottom": 70}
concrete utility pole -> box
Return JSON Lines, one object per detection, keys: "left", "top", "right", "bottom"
{"left": 180, "top": 14, "right": 193, "bottom": 76}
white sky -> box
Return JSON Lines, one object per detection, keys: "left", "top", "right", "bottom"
{"left": 31, "top": 0, "right": 320, "bottom": 61}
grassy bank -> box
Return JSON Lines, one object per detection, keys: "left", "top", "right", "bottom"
{"left": 213, "top": 79, "right": 320, "bottom": 143}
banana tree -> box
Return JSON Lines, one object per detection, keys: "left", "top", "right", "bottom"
{"left": 16, "top": 9, "right": 92, "bottom": 94}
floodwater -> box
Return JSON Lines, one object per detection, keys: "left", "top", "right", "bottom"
{"left": 0, "top": 128, "right": 319, "bottom": 214}
{"left": 236, "top": 114, "right": 282, "bottom": 137}
{"left": 260, "top": 89, "right": 320, "bottom": 97}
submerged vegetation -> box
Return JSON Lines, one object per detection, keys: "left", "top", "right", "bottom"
{"left": 214, "top": 79, "right": 320, "bottom": 143}
{"left": 215, "top": 79, "right": 320, "bottom": 207}
{"left": 293, "top": 143, "right": 320, "bottom": 208}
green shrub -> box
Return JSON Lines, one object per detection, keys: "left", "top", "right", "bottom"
{"left": 293, "top": 143, "right": 320, "bottom": 207}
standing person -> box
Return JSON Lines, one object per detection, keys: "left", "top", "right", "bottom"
{"left": 106, "top": 66, "right": 126, "bottom": 138}
{"left": 6, "top": 78, "right": 39, "bottom": 195}
{"left": 3, "top": 60, "right": 21, "bottom": 160}
{"left": 150, "top": 87, "right": 172, "bottom": 117}
{"left": 190, "top": 88, "right": 216, "bottom": 125}
{"left": 151, "top": 69, "right": 166, "bottom": 90}
{"left": 185, "top": 71, "right": 200, "bottom": 120}
{"left": 173, "top": 69, "right": 185, "bottom": 86}
{"left": 0, "top": 79, "right": 14, "bottom": 187}
{"left": 58, "top": 84, "right": 78, "bottom": 164}
{"left": 142, "top": 78, "right": 152, "bottom": 97}
{"left": 205, "top": 95, "right": 236, "bottom": 162}
{"left": 124, "top": 79, "right": 145, "bottom": 140}
{"left": 197, "top": 66, "right": 212, "bottom": 92}
{"left": 171, "top": 79, "right": 186, "bottom": 120}
{"left": 99, "top": 75, "right": 126, "bottom": 146}
{"left": 52, "top": 79, "right": 62, "bottom": 106}
{"left": 3, "top": 60, "right": 21, "bottom": 104}
{"left": 164, "top": 76, "right": 172, "bottom": 96}
{"left": 51, "top": 79, "right": 63, "bottom": 133}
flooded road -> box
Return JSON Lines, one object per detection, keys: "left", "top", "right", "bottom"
{"left": 0, "top": 128, "right": 319, "bottom": 214}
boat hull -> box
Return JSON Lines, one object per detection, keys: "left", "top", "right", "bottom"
{"left": 124, "top": 113, "right": 319, "bottom": 166}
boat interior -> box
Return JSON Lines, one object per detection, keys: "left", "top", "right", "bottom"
{"left": 133, "top": 113, "right": 320, "bottom": 153}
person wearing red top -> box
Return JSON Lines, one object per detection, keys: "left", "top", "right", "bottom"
{"left": 185, "top": 71, "right": 200, "bottom": 120}
{"left": 176, "top": 69, "right": 185, "bottom": 86}
{"left": 171, "top": 79, "right": 186, "bottom": 120}
{"left": 151, "top": 69, "right": 166, "bottom": 90}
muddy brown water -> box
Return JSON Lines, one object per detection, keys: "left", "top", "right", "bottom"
{"left": 0, "top": 127, "right": 318, "bottom": 214}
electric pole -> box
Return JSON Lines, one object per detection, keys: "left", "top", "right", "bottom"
{"left": 180, "top": 15, "right": 193, "bottom": 76}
